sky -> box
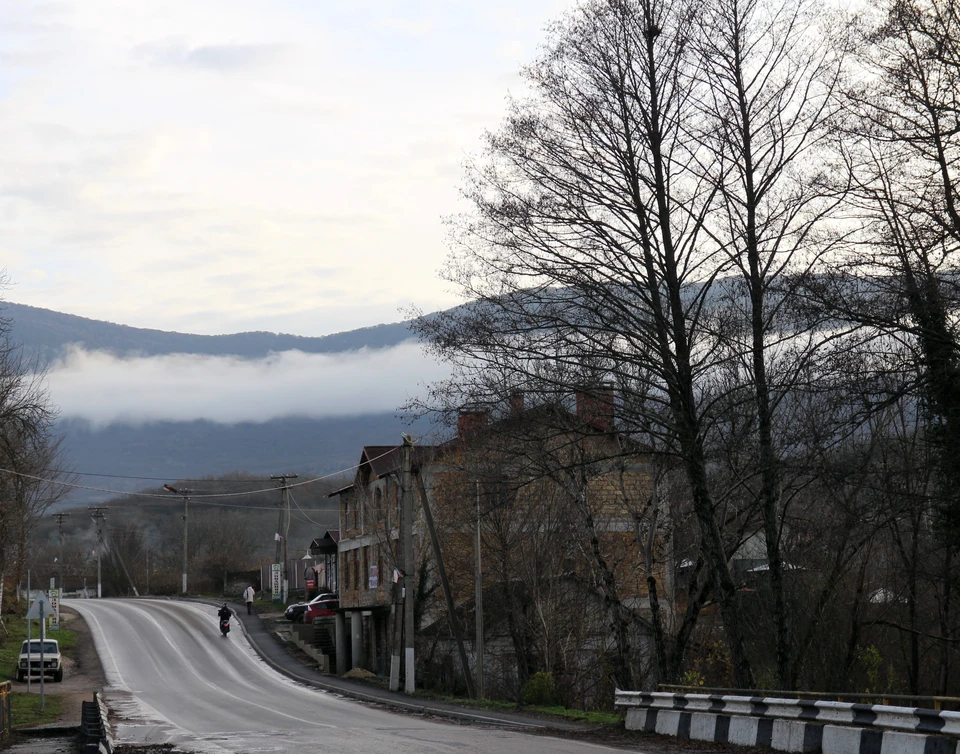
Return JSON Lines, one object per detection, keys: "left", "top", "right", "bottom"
{"left": 0, "top": 0, "right": 573, "bottom": 338}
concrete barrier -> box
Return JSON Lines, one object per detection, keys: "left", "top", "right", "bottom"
{"left": 615, "top": 691, "right": 960, "bottom": 754}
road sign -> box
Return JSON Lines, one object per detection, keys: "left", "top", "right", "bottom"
{"left": 271, "top": 563, "right": 282, "bottom": 600}
{"left": 48, "top": 589, "right": 61, "bottom": 631}
{"left": 26, "top": 591, "right": 52, "bottom": 620}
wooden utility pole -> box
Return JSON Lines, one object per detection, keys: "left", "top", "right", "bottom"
{"left": 52, "top": 512, "right": 71, "bottom": 591}
{"left": 415, "top": 472, "right": 475, "bottom": 698}
{"left": 475, "top": 480, "right": 484, "bottom": 698}
{"left": 163, "top": 485, "right": 192, "bottom": 593}
{"left": 401, "top": 435, "right": 416, "bottom": 693}
{"left": 88, "top": 507, "right": 108, "bottom": 598}
{"left": 272, "top": 475, "right": 298, "bottom": 604}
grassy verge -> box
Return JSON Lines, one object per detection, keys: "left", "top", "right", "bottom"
{"left": 10, "top": 691, "right": 63, "bottom": 728}
{"left": 412, "top": 691, "right": 623, "bottom": 725}
{"left": 1, "top": 600, "right": 77, "bottom": 728}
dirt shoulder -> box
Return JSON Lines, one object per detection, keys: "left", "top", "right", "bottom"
{"left": 7, "top": 605, "right": 107, "bottom": 724}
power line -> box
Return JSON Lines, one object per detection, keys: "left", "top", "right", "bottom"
{"left": 36, "top": 469, "right": 278, "bottom": 482}
{"left": 0, "top": 447, "right": 396, "bottom": 501}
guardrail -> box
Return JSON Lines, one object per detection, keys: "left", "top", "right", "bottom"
{"left": 80, "top": 692, "right": 113, "bottom": 754}
{"left": 659, "top": 685, "right": 960, "bottom": 712}
{"left": 616, "top": 691, "right": 960, "bottom": 736}
{"left": 0, "top": 681, "right": 10, "bottom": 741}
{"left": 615, "top": 690, "right": 960, "bottom": 754}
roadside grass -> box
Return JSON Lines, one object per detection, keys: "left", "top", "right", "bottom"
{"left": 10, "top": 691, "right": 63, "bottom": 728}
{"left": 0, "top": 599, "right": 77, "bottom": 728}
{"left": 337, "top": 671, "right": 622, "bottom": 725}
{"left": 412, "top": 690, "right": 624, "bottom": 725}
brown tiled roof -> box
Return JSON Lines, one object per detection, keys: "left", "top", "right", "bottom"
{"left": 361, "top": 445, "right": 401, "bottom": 478}
{"left": 326, "top": 444, "right": 439, "bottom": 497}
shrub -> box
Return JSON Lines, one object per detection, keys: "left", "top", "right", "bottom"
{"left": 520, "top": 671, "right": 556, "bottom": 706}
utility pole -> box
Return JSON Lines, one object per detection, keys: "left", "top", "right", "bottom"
{"left": 112, "top": 535, "right": 140, "bottom": 597}
{"left": 52, "top": 512, "right": 71, "bottom": 591}
{"left": 272, "top": 475, "right": 298, "bottom": 604}
{"left": 415, "top": 471, "right": 475, "bottom": 698}
{"left": 475, "top": 479, "right": 484, "bottom": 698}
{"left": 88, "top": 507, "right": 108, "bottom": 599}
{"left": 401, "top": 435, "right": 415, "bottom": 694}
{"left": 164, "top": 484, "right": 192, "bottom": 594}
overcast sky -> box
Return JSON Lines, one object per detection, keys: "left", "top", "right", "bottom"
{"left": 1, "top": 0, "right": 572, "bottom": 337}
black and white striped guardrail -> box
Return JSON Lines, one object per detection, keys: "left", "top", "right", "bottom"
{"left": 614, "top": 691, "right": 960, "bottom": 754}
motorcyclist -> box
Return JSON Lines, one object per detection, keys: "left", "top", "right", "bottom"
{"left": 218, "top": 604, "right": 231, "bottom": 622}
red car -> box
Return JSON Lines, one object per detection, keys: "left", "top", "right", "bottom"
{"left": 304, "top": 599, "right": 339, "bottom": 624}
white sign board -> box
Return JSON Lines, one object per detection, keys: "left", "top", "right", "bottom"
{"left": 48, "top": 589, "right": 60, "bottom": 631}
{"left": 271, "top": 563, "right": 282, "bottom": 600}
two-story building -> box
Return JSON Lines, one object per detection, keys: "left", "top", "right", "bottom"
{"left": 329, "top": 387, "right": 667, "bottom": 699}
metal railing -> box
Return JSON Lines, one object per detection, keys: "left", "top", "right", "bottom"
{"left": 659, "top": 685, "right": 960, "bottom": 712}
{"left": 616, "top": 690, "right": 960, "bottom": 737}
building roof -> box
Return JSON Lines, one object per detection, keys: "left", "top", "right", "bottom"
{"left": 309, "top": 530, "right": 341, "bottom": 554}
{"left": 327, "top": 444, "right": 438, "bottom": 497}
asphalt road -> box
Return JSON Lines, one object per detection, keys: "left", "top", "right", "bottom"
{"left": 66, "top": 598, "right": 627, "bottom": 754}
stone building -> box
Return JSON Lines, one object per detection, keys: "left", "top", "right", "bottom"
{"left": 329, "top": 388, "right": 669, "bottom": 700}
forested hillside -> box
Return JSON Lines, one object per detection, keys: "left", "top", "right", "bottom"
{"left": 4, "top": 301, "right": 417, "bottom": 362}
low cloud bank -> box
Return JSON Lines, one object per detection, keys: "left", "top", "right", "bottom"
{"left": 45, "top": 343, "right": 448, "bottom": 427}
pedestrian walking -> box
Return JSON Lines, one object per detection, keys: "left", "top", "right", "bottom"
{"left": 243, "top": 584, "right": 256, "bottom": 615}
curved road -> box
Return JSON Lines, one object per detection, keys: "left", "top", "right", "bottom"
{"left": 68, "top": 598, "right": 622, "bottom": 753}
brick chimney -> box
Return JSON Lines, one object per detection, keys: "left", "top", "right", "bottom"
{"left": 457, "top": 406, "right": 489, "bottom": 440}
{"left": 509, "top": 390, "right": 524, "bottom": 416}
{"left": 576, "top": 384, "right": 615, "bottom": 432}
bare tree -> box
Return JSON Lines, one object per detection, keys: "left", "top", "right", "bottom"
{"left": 417, "top": 0, "right": 760, "bottom": 685}
{"left": 0, "top": 292, "right": 71, "bottom": 587}
{"left": 694, "top": 0, "right": 851, "bottom": 688}
{"left": 831, "top": 0, "right": 960, "bottom": 539}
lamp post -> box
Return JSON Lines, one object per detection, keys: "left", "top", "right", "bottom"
{"left": 164, "top": 484, "right": 192, "bottom": 594}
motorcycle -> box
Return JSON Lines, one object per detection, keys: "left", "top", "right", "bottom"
{"left": 220, "top": 616, "right": 230, "bottom": 636}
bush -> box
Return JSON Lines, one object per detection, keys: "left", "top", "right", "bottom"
{"left": 520, "top": 671, "right": 556, "bottom": 706}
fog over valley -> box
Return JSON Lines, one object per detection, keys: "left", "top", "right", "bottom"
{"left": 44, "top": 341, "right": 448, "bottom": 427}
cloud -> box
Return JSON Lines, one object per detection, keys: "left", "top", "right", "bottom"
{"left": 44, "top": 343, "right": 448, "bottom": 427}
{"left": 134, "top": 40, "right": 287, "bottom": 71}
{"left": 0, "top": 0, "right": 576, "bottom": 336}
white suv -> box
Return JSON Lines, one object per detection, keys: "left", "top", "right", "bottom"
{"left": 16, "top": 639, "right": 63, "bottom": 682}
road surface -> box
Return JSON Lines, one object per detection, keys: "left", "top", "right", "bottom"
{"left": 67, "top": 598, "right": 625, "bottom": 754}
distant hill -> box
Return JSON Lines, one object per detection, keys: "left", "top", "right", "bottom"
{"left": 0, "top": 301, "right": 445, "bottom": 506}
{"left": 56, "top": 414, "right": 433, "bottom": 506}
{"left": 3, "top": 301, "right": 419, "bottom": 362}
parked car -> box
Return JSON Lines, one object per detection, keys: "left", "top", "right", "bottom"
{"left": 16, "top": 639, "right": 63, "bottom": 682}
{"left": 284, "top": 593, "right": 337, "bottom": 623}
{"left": 303, "top": 599, "right": 339, "bottom": 624}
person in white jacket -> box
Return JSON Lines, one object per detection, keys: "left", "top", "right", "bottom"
{"left": 243, "top": 584, "right": 256, "bottom": 615}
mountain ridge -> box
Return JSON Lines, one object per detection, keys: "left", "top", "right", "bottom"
{"left": 3, "top": 300, "right": 419, "bottom": 362}
{"left": 3, "top": 301, "right": 441, "bottom": 504}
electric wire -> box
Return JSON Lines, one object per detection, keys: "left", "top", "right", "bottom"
{"left": 0, "top": 447, "right": 397, "bottom": 502}
{"left": 36, "top": 469, "right": 276, "bottom": 483}
{"left": 288, "top": 488, "right": 329, "bottom": 527}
